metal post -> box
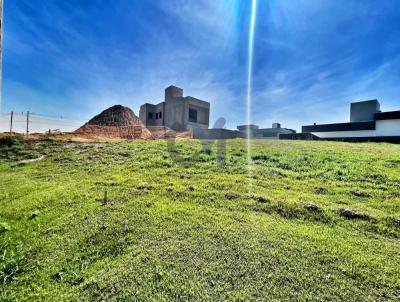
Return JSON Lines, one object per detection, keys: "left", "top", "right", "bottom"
{"left": 10, "top": 111, "right": 13, "bottom": 134}
{"left": 26, "top": 111, "right": 29, "bottom": 135}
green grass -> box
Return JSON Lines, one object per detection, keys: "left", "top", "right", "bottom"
{"left": 0, "top": 138, "right": 399, "bottom": 301}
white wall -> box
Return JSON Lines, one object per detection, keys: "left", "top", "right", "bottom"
{"left": 376, "top": 119, "right": 400, "bottom": 136}
{"left": 312, "top": 119, "right": 400, "bottom": 138}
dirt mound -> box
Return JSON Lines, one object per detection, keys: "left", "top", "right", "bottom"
{"left": 75, "top": 124, "right": 153, "bottom": 140}
{"left": 86, "top": 105, "right": 141, "bottom": 126}
{"left": 75, "top": 105, "right": 192, "bottom": 140}
{"left": 75, "top": 105, "right": 154, "bottom": 139}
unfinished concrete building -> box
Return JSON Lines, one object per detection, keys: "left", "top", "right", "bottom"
{"left": 139, "top": 86, "right": 210, "bottom": 132}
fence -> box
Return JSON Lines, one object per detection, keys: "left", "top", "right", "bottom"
{"left": 0, "top": 112, "right": 84, "bottom": 134}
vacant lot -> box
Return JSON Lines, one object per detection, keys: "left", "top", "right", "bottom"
{"left": 1, "top": 137, "right": 399, "bottom": 301}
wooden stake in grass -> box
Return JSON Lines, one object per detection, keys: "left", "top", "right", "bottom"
{"left": 103, "top": 190, "right": 108, "bottom": 205}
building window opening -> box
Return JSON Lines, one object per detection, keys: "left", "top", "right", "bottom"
{"left": 156, "top": 113, "right": 159, "bottom": 119}
{"left": 159, "top": 112, "right": 162, "bottom": 119}
{"left": 189, "top": 108, "right": 198, "bottom": 123}
{"left": 148, "top": 112, "right": 153, "bottom": 119}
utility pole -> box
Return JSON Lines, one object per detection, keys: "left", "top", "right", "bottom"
{"left": 10, "top": 110, "right": 13, "bottom": 134}
{"left": 26, "top": 111, "right": 29, "bottom": 135}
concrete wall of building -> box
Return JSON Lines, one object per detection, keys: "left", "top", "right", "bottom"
{"left": 237, "top": 123, "right": 296, "bottom": 139}
{"left": 186, "top": 122, "right": 209, "bottom": 133}
{"left": 237, "top": 125, "right": 259, "bottom": 131}
{"left": 251, "top": 130, "right": 278, "bottom": 139}
{"left": 139, "top": 104, "right": 156, "bottom": 126}
{"left": 164, "top": 97, "right": 210, "bottom": 132}
{"left": 140, "top": 102, "right": 169, "bottom": 127}
{"left": 165, "top": 86, "right": 183, "bottom": 102}
{"left": 186, "top": 97, "right": 210, "bottom": 127}
{"left": 153, "top": 103, "right": 165, "bottom": 126}
{"left": 188, "top": 105, "right": 208, "bottom": 125}
{"left": 192, "top": 128, "right": 240, "bottom": 139}
{"left": 257, "top": 128, "right": 295, "bottom": 138}
{"left": 311, "top": 119, "right": 400, "bottom": 138}
{"left": 272, "top": 123, "right": 281, "bottom": 129}
{"left": 140, "top": 86, "right": 210, "bottom": 132}
{"left": 164, "top": 97, "right": 186, "bottom": 131}
{"left": 350, "top": 100, "right": 380, "bottom": 122}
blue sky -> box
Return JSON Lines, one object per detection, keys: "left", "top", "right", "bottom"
{"left": 3, "top": 0, "right": 400, "bottom": 130}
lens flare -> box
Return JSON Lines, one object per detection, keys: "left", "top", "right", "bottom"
{"left": 247, "top": 0, "right": 258, "bottom": 190}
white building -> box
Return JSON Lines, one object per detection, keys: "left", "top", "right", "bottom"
{"left": 302, "top": 100, "right": 400, "bottom": 142}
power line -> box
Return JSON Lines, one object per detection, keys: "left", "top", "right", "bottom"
{"left": 0, "top": 110, "right": 85, "bottom": 134}
{"left": 29, "top": 112, "right": 90, "bottom": 122}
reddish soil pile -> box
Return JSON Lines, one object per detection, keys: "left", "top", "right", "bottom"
{"left": 85, "top": 105, "right": 141, "bottom": 126}
{"left": 75, "top": 124, "right": 153, "bottom": 139}
{"left": 75, "top": 105, "right": 153, "bottom": 139}
{"left": 75, "top": 105, "right": 192, "bottom": 140}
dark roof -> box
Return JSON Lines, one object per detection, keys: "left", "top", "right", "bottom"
{"left": 257, "top": 128, "right": 295, "bottom": 133}
{"left": 374, "top": 110, "right": 400, "bottom": 120}
{"left": 302, "top": 121, "right": 375, "bottom": 133}
{"left": 302, "top": 108, "right": 400, "bottom": 133}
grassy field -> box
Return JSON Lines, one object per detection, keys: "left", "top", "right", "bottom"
{"left": 0, "top": 136, "right": 399, "bottom": 301}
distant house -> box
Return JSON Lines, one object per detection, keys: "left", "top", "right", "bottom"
{"left": 301, "top": 100, "right": 400, "bottom": 142}
{"left": 237, "top": 123, "right": 296, "bottom": 139}
{"left": 138, "top": 85, "right": 297, "bottom": 140}
{"left": 191, "top": 123, "right": 295, "bottom": 140}
{"left": 139, "top": 85, "right": 210, "bottom": 132}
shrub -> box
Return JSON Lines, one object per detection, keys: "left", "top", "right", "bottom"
{"left": 0, "top": 135, "right": 23, "bottom": 147}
